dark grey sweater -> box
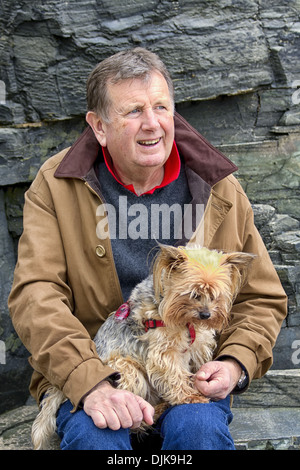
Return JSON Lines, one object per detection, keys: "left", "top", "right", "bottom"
{"left": 98, "top": 160, "right": 192, "bottom": 301}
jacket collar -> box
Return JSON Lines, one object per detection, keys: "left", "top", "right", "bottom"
{"left": 54, "top": 112, "right": 237, "bottom": 187}
{"left": 173, "top": 112, "right": 237, "bottom": 186}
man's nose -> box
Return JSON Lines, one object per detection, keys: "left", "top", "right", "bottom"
{"left": 141, "top": 108, "right": 160, "bottom": 131}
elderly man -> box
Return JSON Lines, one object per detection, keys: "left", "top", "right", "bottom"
{"left": 8, "top": 48, "right": 287, "bottom": 450}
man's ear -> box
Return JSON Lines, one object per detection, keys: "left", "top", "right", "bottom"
{"left": 86, "top": 111, "right": 107, "bottom": 147}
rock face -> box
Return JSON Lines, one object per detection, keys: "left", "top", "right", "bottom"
{"left": 0, "top": 0, "right": 299, "bottom": 412}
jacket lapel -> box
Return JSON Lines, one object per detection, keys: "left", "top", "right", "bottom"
{"left": 174, "top": 112, "right": 238, "bottom": 186}
{"left": 188, "top": 190, "right": 233, "bottom": 247}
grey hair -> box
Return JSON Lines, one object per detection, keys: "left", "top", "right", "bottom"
{"left": 86, "top": 48, "right": 174, "bottom": 122}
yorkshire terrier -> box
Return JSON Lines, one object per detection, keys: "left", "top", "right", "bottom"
{"left": 31, "top": 244, "right": 254, "bottom": 449}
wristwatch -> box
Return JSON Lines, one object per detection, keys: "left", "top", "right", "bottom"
{"left": 217, "top": 356, "right": 249, "bottom": 392}
{"left": 235, "top": 369, "right": 248, "bottom": 390}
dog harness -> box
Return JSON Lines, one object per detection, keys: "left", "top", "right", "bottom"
{"left": 114, "top": 302, "right": 131, "bottom": 320}
{"left": 114, "top": 302, "right": 196, "bottom": 348}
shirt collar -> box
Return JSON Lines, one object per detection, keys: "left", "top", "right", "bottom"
{"left": 101, "top": 141, "right": 181, "bottom": 196}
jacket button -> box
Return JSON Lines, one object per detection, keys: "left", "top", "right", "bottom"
{"left": 95, "top": 245, "right": 106, "bottom": 258}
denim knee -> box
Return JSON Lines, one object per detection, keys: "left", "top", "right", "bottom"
{"left": 158, "top": 398, "right": 235, "bottom": 450}
{"left": 56, "top": 400, "right": 132, "bottom": 450}
{"left": 56, "top": 398, "right": 235, "bottom": 450}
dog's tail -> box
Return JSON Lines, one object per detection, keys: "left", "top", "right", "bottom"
{"left": 31, "top": 386, "right": 66, "bottom": 450}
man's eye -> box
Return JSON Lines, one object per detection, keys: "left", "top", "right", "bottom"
{"left": 128, "top": 108, "right": 141, "bottom": 115}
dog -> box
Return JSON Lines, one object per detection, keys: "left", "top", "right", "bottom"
{"left": 31, "top": 244, "right": 254, "bottom": 449}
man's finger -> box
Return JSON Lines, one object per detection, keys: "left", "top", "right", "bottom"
{"left": 89, "top": 408, "right": 108, "bottom": 429}
{"left": 134, "top": 395, "right": 154, "bottom": 425}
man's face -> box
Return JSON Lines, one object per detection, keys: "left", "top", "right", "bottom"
{"left": 94, "top": 72, "right": 175, "bottom": 181}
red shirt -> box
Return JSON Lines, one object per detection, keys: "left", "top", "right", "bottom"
{"left": 101, "top": 141, "right": 181, "bottom": 196}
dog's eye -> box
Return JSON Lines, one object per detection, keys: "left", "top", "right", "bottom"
{"left": 192, "top": 292, "right": 202, "bottom": 301}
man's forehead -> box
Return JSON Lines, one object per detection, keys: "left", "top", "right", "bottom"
{"left": 107, "top": 72, "right": 170, "bottom": 100}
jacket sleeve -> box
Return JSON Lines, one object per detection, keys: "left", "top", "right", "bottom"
{"left": 8, "top": 173, "right": 116, "bottom": 409}
{"left": 215, "top": 205, "right": 288, "bottom": 383}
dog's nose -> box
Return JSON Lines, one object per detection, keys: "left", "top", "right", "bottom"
{"left": 199, "top": 311, "right": 211, "bottom": 320}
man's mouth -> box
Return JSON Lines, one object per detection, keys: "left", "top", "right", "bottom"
{"left": 137, "top": 137, "right": 161, "bottom": 147}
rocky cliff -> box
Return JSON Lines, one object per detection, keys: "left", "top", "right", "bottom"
{"left": 0, "top": 0, "right": 299, "bottom": 413}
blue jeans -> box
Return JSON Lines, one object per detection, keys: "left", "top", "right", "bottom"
{"left": 56, "top": 397, "right": 235, "bottom": 450}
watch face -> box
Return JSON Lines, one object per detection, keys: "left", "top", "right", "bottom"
{"left": 237, "top": 371, "right": 247, "bottom": 388}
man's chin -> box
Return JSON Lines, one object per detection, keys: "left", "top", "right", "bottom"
{"left": 135, "top": 152, "right": 169, "bottom": 168}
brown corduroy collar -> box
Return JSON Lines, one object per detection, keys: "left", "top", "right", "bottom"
{"left": 54, "top": 112, "right": 237, "bottom": 187}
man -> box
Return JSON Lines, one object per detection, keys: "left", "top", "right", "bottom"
{"left": 8, "top": 48, "right": 287, "bottom": 450}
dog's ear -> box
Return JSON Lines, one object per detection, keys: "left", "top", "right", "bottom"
{"left": 222, "top": 252, "right": 256, "bottom": 295}
{"left": 222, "top": 251, "right": 256, "bottom": 268}
{"left": 152, "top": 244, "right": 187, "bottom": 298}
{"left": 153, "top": 244, "right": 187, "bottom": 271}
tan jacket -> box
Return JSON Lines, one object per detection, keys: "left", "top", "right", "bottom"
{"left": 8, "top": 113, "right": 287, "bottom": 409}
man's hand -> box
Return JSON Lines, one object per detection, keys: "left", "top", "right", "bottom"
{"left": 195, "top": 359, "right": 242, "bottom": 400}
{"left": 82, "top": 380, "right": 154, "bottom": 430}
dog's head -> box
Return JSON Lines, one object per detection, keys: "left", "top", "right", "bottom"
{"left": 152, "top": 244, "right": 255, "bottom": 331}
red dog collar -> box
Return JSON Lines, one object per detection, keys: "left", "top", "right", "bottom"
{"left": 187, "top": 323, "right": 196, "bottom": 345}
{"left": 144, "top": 319, "right": 196, "bottom": 348}
{"left": 115, "top": 303, "right": 196, "bottom": 348}
{"left": 144, "top": 319, "right": 166, "bottom": 332}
